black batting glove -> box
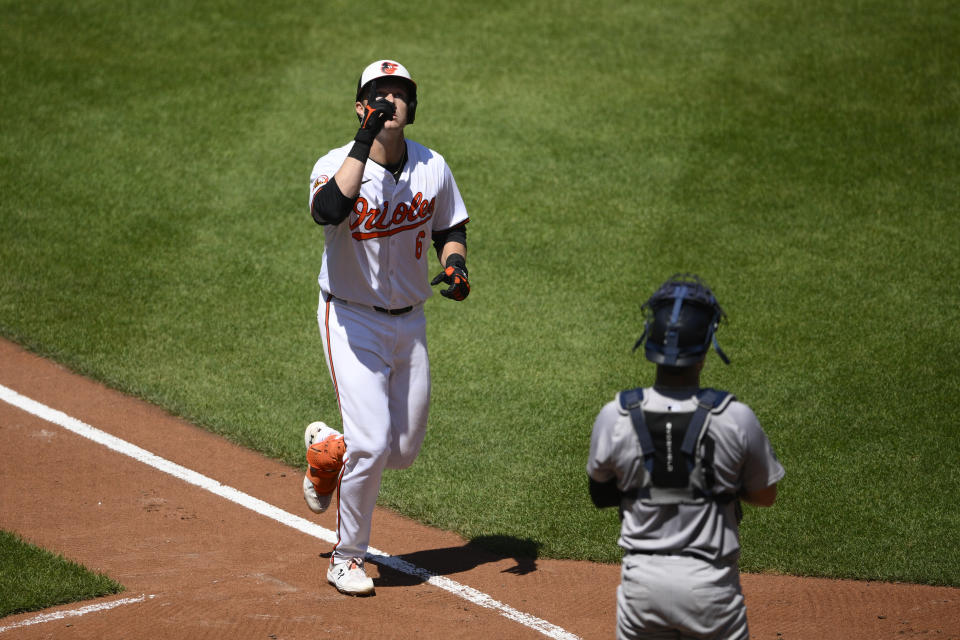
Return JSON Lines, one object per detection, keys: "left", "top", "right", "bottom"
{"left": 431, "top": 255, "right": 470, "bottom": 301}
{"left": 354, "top": 98, "right": 396, "bottom": 146}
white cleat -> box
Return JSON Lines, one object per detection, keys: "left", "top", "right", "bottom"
{"left": 327, "top": 557, "right": 375, "bottom": 596}
{"left": 305, "top": 421, "right": 338, "bottom": 449}
{"left": 303, "top": 421, "right": 343, "bottom": 514}
{"left": 303, "top": 474, "right": 332, "bottom": 514}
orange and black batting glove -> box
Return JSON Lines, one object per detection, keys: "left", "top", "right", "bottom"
{"left": 431, "top": 254, "right": 470, "bottom": 301}
{"left": 353, "top": 98, "right": 396, "bottom": 147}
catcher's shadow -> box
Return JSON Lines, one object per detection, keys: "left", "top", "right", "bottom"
{"left": 363, "top": 535, "right": 541, "bottom": 588}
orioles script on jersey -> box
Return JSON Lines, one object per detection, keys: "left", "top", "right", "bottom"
{"left": 350, "top": 192, "right": 436, "bottom": 240}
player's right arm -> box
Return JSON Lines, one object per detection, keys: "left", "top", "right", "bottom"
{"left": 586, "top": 402, "right": 625, "bottom": 508}
{"left": 311, "top": 172, "right": 360, "bottom": 226}
{"left": 310, "top": 98, "right": 395, "bottom": 226}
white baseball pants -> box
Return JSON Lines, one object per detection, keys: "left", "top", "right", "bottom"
{"left": 318, "top": 293, "right": 430, "bottom": 561}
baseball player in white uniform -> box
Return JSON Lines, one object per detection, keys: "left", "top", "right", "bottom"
{"left": 587, "top": 274, "right": 784, "bottom": 639}
{"left": 304, "top": 60, "right": 470, "bottom": 596}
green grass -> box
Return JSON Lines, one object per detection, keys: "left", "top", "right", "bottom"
{"left": 1, "top": 0, "right": 958, "bottom": 591}
{"left": 0, "top": 530, "right": 123, "bottom": 617}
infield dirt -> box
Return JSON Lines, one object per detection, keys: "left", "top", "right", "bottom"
{"left": 1, "top": 338, "right": 957, "bottom": 639}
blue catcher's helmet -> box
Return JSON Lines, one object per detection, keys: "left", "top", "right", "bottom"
{"left": 634, "top": 273, "right": 730, "bottom": 367}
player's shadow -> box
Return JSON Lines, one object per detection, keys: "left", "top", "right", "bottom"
{"left": 361, "top": 535, "right": 541, "bottom": 588}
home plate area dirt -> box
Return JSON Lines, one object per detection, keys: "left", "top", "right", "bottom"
{"left": 1, "top": 339, "right": 957, "bottom": 639}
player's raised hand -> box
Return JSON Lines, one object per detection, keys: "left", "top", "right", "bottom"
{"left": 355, "top": 98, "right": 396, "bottom": 145}
{"left": 431, "top": 256, "right": 470, "bottom": 301}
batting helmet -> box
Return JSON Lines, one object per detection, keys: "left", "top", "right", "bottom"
{"left": 634, "top": 273, "right": 731, "bottom": 367}
{"left": 356, "top": 59, "right": 418, "bottom": 124}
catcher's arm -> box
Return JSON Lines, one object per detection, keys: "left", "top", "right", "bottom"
{"left": 588, "top": 476, "right": 621, "bottom": 509}
{"left": 741, "top": 483, "right": 777, "bottom": 507}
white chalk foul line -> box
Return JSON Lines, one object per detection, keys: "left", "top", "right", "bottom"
{"left": 0, "top": 384, "right": 581, "bottom": 640}
{"left": 0, "top": 595, "right": 155, "bottom": 634}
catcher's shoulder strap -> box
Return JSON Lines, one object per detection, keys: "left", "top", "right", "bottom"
{"left": 681, "top": 388, "right": 733, "bottom": 463}
{"left": 617, "top": 386, "right": 735, "bottom": 505}
{"left": 618, "top": 387, "right": 654, "bottom": 474}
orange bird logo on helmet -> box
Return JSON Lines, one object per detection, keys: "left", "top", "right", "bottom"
{"left": 380, "top": 62, "right": 399, "bottom": 74}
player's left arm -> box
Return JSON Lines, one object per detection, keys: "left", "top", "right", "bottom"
{"left": 741, "top": 484, "right": 777, "bottom": 507}
{"left": 430, "top": 223, "right": 470, "bottom": 301}
{"left": 730, "top": 402, "right": 785, "bottom": 508}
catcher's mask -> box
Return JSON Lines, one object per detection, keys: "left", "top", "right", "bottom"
{"left": 634, "top": 273, "right": 730, "bottom": 367}
{"left": 356, "top": 59, "right": 418, "bottom": 124}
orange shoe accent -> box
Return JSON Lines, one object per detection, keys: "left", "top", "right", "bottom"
{"left": 306, "top": 436, "right": 346, "bottom": 494}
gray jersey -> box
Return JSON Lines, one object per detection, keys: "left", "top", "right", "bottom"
{"left": 587, "top": 386, "right": 784, "bottom": 564}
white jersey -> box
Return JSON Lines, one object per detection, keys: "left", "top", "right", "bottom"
{"left": 309, "top": 138, "right": 469, "bottom": 309}
{"left": 587, "top": 386, "right": 785, "bottom": 564}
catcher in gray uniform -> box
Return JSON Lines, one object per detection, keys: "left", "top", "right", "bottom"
{"left": 586, "top": 273, "right": 785, "bottom": 640}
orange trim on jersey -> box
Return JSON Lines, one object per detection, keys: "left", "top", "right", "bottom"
{"left": 333, "top": 456, "right": 347, "bottom": 554}
{"left": 325, "top": 297, "right": 343, "bottom": 417}
{"left": 325, "top": 296, "right": 347, "bottom": 555}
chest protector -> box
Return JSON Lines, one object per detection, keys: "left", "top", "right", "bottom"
{"left": 618, "top": 387, "right": 736, "bottom": 506}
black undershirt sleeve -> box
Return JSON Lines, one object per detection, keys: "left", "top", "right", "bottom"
{"left": 311, "top": 176, "right": 356, "bottom": 226}
{"left": 588, "top": 476, "right": 622, "bottom": 509}
{"left": 431, "top": 223, "right": 467, "bottom": 260}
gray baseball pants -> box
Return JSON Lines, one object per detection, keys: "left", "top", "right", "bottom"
{"left": 616, "top": 553, "right": 749, "bottom": 640}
